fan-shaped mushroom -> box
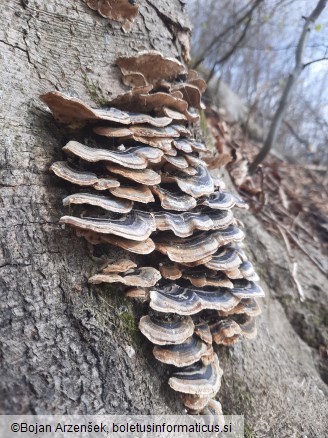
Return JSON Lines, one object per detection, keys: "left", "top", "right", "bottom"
{"left": 89, "top": 267, "right": 161, "bottom": 287}
{"left": 187, "top": 70, "right": 207, "bottom": 94}
{"left": 149, "top": 284, "right": 240, "bottom": 316}
{"left": 173, "top": 139, "right": 193, "bottom": 154}
{"left": 163, "top": 154, "right": 189, "bottom": 170}
{"left": 75, "top": 227, "right": 155, "bottom": 254}
{"left": 155, "top": 229, "right": 244, "bottom": 264}
{"left": 139, "top": 314, "right": 194, "bottom": 346}
{"left": 231, "top": 279, "right": 265, "bottom": 299}
{"left": 63, "top": 141, "right": 164, "bottom": 169}
{"left": 62, "top": 193, "right": 133, "bottom": 213}
{"left": 86, "top": 0, "right": 139, "bottom": 33}
{"left": 106, "top": 164, "right": 161, "bottom": 186}
{"left": 50, "top": 161, "right": 119, "bottom": 190}
{"left": 224, "top": 268, "right": 243, "bottom": 280}
{"left": 168, "top": 354, "right": 223, "bottom": 397}
{"left": 41, "top": 91, "right": 171, "bottom": 127}
{"left": 211, "top": 320, "right": 242, "bottom": 346}
{"left": 101, "top": 258, "right": 137, "bottom": 273}
{"left": 200, "top": 191, "right": 236, "bottom": 210}
{"left": 162, "top": 166, "right": 214, "bottom": 198}
{"left": 181, "top": 394, "right": 212, "bottom": 412}
{"left": 182, "top": 268, "right": 233, "bottom": 289}
{"left": 204, "top": 246, "right": 243, "bottom": 271}
{"left": 94, "top": 124, "right": 188, "bottom": 140}
{"left": 110, "top": 91, "right": 188, "bottom": 115}
{"left": 172, "top": 83, "right": 204, "bottom": 109}
{"left": 101, "top": 235, "right": 155, "bottom": 254}
{"left": 110, "top": 184, "right": 155, "bottom": 203}
{"left": 153, "top": 335, "right": 211, "bottom": 368}
{"left": 154, "top": 211, "right": 214, "bottom": 238}
{"left": 163, "top": 107, "right": 188, "bottom": 122}
{"left": 60, "top": 210, "right": 156, "bottom": 241}
{"left": 152, "top": 186, "right": 197, "bottom": 211}
{"left": 194, "top": 321, "right": 213, "bottom": 344}
{"left": 205, "top": 209, "right": 235, "bottom": 230}
{"left": 155, "top": 232, "right": 219, "bottom": 264}
{"left": 159, "top": 263, "right": 182, "bottom": 280}
{"left": 218, "top": 298, "right": 261, "bottom": 317}
{"left": 235, "top": 314, "right": 257, "bottom": 339}
{"left": 116, "top": 51, "right": 187, "bottom": 88}
{"left": 239, "top": 260, "right": 260, "bottom": 282}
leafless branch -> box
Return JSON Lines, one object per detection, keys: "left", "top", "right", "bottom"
{"left": 206, "top": 15, "right": 253, "bottom": 82}
{"left": 284, "top": 120, "right": 310, "bottom": 149}
{"left": 248, "top": 0, "right": 328, "bottom": 174}
{"left": 303, "top": 57, "right": 328, "bottom": 68}
{"left": 192, "top": 0, "right": 263, "bottom": 69}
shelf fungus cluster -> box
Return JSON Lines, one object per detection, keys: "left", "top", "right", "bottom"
{"left": 43, "top": 50, "right": 264, "bottom": 418}
{"left": 85, "top": 0, "right": 140, "bottom": 33}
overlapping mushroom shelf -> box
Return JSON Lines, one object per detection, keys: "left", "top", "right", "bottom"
{"left": 43, "top": 51, "right": 264, "bottom": 418}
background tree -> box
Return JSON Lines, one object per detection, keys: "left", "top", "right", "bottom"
{"left": 188, "top": 0, "right": 328, "bottom": 167}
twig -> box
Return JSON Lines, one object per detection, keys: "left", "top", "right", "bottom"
{"left": 249, "top": 0, "right": 328, "bottom": 174}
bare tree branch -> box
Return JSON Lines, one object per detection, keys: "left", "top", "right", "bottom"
{"left": 248, "top": 0, "right": 328, "bottom": 174}
{"left": 206, "top": 14, "right": 253, "bottom": 82}
{"left": 303, "top": 57, "right": 328, "bottom": 68}
{"left": 192, "top": 0, "right": 263, "bottom": 69}
{"left": 284, "top": 120, "right": 310, "bottom": 149}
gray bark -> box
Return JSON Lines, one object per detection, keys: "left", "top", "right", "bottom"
{"left": 0, "top": 0, "right": 190, "bottom": 415}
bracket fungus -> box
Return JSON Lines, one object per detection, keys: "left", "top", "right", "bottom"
{"left": 85, "top": 0, "right": 139, "bottom": 33}
{"left": 116, "top": 51, "right": 187, "bottom": 89}
{"left": 46, "top": 50, "right": 264, "bottom": 420}
{"left": 89, "top": 267, "right": 161, "bottom": 288}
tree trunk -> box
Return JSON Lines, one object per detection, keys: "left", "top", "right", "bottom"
{"left": 0, "top": 0, "right": 190, "bottom": 414}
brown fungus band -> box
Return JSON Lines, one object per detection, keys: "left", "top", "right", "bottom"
{"left": 42, "top": 50, "right": 264, "bottom": 419}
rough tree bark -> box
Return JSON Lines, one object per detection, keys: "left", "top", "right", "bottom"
{"left": 0, "top": 0, "right": 191, "bottom": 415}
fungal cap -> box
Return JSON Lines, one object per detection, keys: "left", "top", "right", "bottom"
{"left": 62, "top": 192, "right": 133, "bottom": 214}
{"left": 116, "top": 51, "right": 187, "bottom": 87}
{"left": 59, "top": 210, "right": 156, "bottom": 241}
{"left": 181, "top": 394, "right": 211, "bottom": 412}
{"left": 125, "top": 288, "right": 147, "bottom": 299}
{"left": 210, "top": 320, "right": 242, "bottom": 345}
{"left": 101, "top": 258, "right": 137, "bottom": 273}
{"left": 194, "top": 321, "right": 213, "bottom": 345}
{"left": 159, "top": 263, "right": 182, "bottom": 281}
{"left": 154, "top": 211, "right": 214, "bottom": 238}
{"left": 153, "top": 335, "right": 211, "bottom": 368}
{"left": 106, "top": 165, "right": 161, "bottom": 186}
{"left": 88, "top": 267, "right": 161, "bottom": 287}
{"left": 139, "top": 314, "right": 194, "bottom": 346}
{"left": 168, "top": 354, "right": 223, "bottom": 396}
{"left": 182, "top": 269, "right": 233, "bottom": 289}
{"left": 110, "top": 185, "right": 155, "bottom": 203}
{"left": 218, "top": 298, "right": 261, "bottom": 318}
{"left": 50, "top": 161, "right": 120, "bottom": 189}
{"left": 239, "top": 260, "right": 260, "bottom": 282}
{"left": 231, "top": 279, "right": 265, "bottom": 298}
{"left": 63, "top": 141, "right": 164, "bottom": 170}
{"left": 152, "top": 186, "right": 197, "bottom": 212}
{"left": 149, "top": 284, "right": 240, "bottom": 316}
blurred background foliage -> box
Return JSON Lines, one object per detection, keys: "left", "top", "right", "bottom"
{"left": 187, "top": 0, "right": 328, "bottom": 165}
